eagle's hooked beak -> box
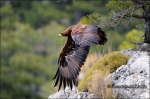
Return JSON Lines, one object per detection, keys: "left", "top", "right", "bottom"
{"left": 58, "top": 33, "right": 62, "bottom": 37}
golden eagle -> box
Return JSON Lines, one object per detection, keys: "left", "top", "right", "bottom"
{"left": 53, "top": 24, "right": 107, "bottom": 91}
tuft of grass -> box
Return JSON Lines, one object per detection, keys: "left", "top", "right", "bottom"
{"left": 78, "top": 51, "right": 130, "bottom": 98}
{"left": 89, "top": 70, "right": 113, "bottom": 98}
{"left": 81, "top": 53, "right": 102, "bottom": 73}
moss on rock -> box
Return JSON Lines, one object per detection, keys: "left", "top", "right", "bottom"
{"left": 78, "top": 51, "right": 130, "bottom": 92}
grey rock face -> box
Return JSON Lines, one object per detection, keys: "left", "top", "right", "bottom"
{"left": 110, "top": 51, "right": 150, "bottom": 99}
{"left": 78, "top": 72, "right": 84, "bottom": 81}
{"left": 48, "top": 87, "right": 77, "bottom": 99}
{"left": 48, "top": 86, "right": 97, "bottom": 99}
{"left": 139, "top": 43, "right": 150, "bottom": 52}
{"left": 48, "top": 73, "right": 97, "bottom": 99}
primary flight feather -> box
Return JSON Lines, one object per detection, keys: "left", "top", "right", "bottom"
{"left": 53, "top": 24, "right": 107, "bottom": 91}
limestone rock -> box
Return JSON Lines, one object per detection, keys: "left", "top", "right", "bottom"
{"left": 48, "top": 86, "right": 98, "bottom": 99}
{"left": 110, "top": 51, "right": 150, "bottom": 99}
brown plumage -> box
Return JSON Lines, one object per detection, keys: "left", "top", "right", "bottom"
{"left": 53, "top": 24, "right": 107, "bottom": 91}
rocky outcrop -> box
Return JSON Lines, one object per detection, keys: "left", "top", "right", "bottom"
{"left": 48, "top": 73, "right": 98, "bottom": 99}
{"left": 48, "top": 49, "right": 150, "bottom": 99}
{"left": 110, "top": 50, "right": 150, "bottom": 98}
{"left": 48, "top": 86, "right": 97, "bottom": 99}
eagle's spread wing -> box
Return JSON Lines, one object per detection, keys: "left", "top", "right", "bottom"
{"left": 71, "top": 24, "right": 107, "bottom": 46}
{"left": 53, "top": 35, "right": 90, "bottom": 91}
{"left": 53, "top": 24, "right": 107, "bottom": 91}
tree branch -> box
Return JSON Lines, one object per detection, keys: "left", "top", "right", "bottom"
{"left": 124, "top": 14, "right": 146, "bottom": 19}
{"left": 130, "top": 0, "right": 145, "bottom": 7}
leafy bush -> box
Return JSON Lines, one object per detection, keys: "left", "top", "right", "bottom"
{"left": 78, "top": 51, "right": 129, "bottom": 98}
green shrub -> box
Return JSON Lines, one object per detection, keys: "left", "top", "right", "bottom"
{"left": 78, "top": 51, "right": 130, "bottom": 92}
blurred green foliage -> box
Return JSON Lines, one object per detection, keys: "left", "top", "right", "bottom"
{"left": 0, "top": 0, "right": 144, "bottom": 98}
{"left": 106, "top": 0, "right": 133, "bottom": 11}
{"left": 119, "top": 29, "right": 144, "bottom": 50}
{"left": 79, "top": 13, "right": 101, "bottom": 25}
{"left": 1, "top": 20, "right": 66, "bottom": 98}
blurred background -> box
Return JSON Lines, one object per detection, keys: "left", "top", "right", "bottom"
{"left": 0, "top": 0, "right": 144, "bottom": 98}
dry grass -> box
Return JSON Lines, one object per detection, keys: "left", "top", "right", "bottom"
{"left": 89, "top": 70, "right": 113, "bottom": 98}
{"left": 81, "top": 53, "right": 102, "bottom": 73}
